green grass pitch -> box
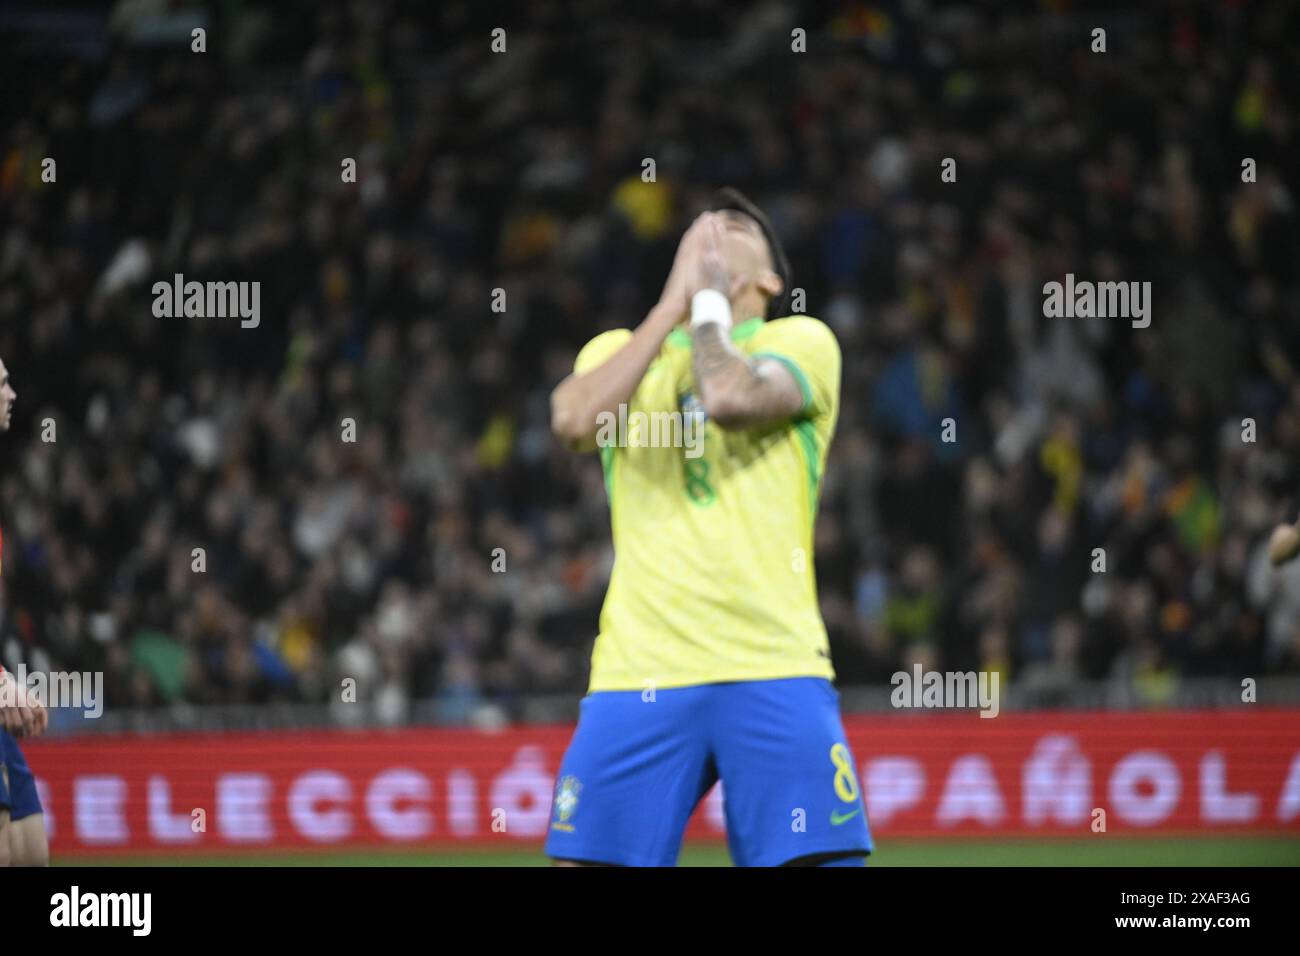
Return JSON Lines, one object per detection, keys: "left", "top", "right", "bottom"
{"left": 54, "top": 837, "right": 1300, "bottom": 867}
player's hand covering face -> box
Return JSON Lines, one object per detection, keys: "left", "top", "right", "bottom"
{"left": 695, "top": 214, "right": 733, "bottom": 296}
{"left": 660, "top": 214, "right": 716, "bottom": 319}
{"left": 686, "top": 210, "right": 781, "bottom": 311}
{"left": 663, "top": 211, "right": 781, "bottom": 321}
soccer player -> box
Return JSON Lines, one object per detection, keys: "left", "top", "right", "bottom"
{"left": 0, "top": 355, "right": 50, "bottom": 867}
{"left": 545, "top": 189, "right": 872, "bottom": 866}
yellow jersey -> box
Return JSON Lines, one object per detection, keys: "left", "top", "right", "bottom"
{"left": 574, "top": 314, "right": 841, "bottom": 692}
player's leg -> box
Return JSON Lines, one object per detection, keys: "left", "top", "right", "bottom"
{"left": 1, "top": 731, "right": 46, "bottom": 865}
{"left": 545, "top": 685, "right": 717, "bottom": 867}
{"left": 710, "top": 677, "right": 872, "bottom": 867}
{"left": 9, "top": 814, "right": 49, "bottom": 867}
{"left": 0, "top": 737, "right": 12, "bottom": 867}
{"left": 0, "top": 810, "right": 10, "bottom": 867}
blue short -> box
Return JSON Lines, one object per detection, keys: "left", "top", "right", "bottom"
{"left": 544, "top": 677, "right": 873, "bottom": 866}
{"left": 0, "top": 729, "right": 43, "bottom": 821}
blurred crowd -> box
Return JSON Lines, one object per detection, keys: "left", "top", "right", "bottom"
{"left": 1, "top": 0, "right": 1298, "bottom": 723}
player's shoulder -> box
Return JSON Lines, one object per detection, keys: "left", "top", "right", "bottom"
{"left": 754, "top": 315, "right": 840, "bottom": 356}
{"left": 574, "top": 328, "right": 634, "bottom": 373}
{"left": 580, "top": 327, "right": 633, "bottom": 351}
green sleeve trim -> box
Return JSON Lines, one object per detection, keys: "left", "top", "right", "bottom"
{"left": 599, "top": 445, "right": 616, "bottom": 508}
{"left": 752, "top": 351, "right": 813, "bottom": 415}
{"left": 794, "top": 419, "right": 822, "bottom": 522}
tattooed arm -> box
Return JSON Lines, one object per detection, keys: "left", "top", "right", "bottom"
{"left": 691, "top": 323, "right": 804, "bottom": 430}
{"left": 551, "top": 215, "right": 716, "bottom": 449}
{"left": 688, "top": 215, "right": 804, "bottom": 430}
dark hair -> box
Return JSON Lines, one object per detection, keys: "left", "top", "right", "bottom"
{"left": 709, "top": 187, "right": 791, "bottom": 320}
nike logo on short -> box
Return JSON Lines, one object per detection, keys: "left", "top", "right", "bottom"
{"left": 830, "top": 808, "right": 861, "bottom": 826}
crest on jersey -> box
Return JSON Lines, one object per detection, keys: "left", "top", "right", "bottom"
{"left": 679, "top": 390, "right": 708, "bottom": 426}
{"left": 553, "top": 775, "right": 582, "bottom": 825}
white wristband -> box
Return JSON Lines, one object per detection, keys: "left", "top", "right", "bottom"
{"left": 690, "top": 289, "right": 732, "bottom": 331}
